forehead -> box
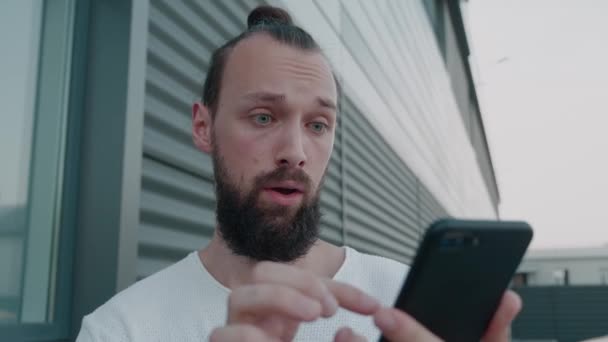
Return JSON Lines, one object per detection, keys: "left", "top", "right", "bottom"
{"left": 219, "top": 33, "right": 337, "bottom": 105}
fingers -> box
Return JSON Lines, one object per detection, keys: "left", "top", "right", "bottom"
{"left": 373, "top": 290, "right": 522, "bottom": 342}
{"left": 334, "top": 327, "right": 367, "bottom": 342}
{"left": 325, "top": 279, "right": 380, "bottom": 315}
{"left": 228, "top": 284, "right": 322, "bottom": 323}
{"left": 482, "top": 290, "right": 522, "bottom": 342}
{"left": 252, "top": 262, "right": 339, "bottom": 317}
{"left": 209, "top": 324, "right": 281, "bottom": 342}
{"left": 252, "top": 262, "right": 380, "bottom": 317}
{"left": 374, "top": 307, "right": 442, "bottom": 342}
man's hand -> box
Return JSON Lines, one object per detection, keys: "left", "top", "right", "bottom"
{"left": 209, "top": 261, "right": 380, "bottom": 342}
{"left": 210, "top": 261, "right": 522, "bottom": 342}
{"left": 363, "top": 290, "right": 522, "bottom": 342}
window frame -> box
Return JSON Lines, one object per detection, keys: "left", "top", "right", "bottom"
{"left": 0, "top": 0, "right": 86, "bottom": 339}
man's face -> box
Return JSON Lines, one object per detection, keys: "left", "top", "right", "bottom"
{"left": 193, "top": 34, "right": 338, "bottom": 261}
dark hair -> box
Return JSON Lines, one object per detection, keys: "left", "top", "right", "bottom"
{"left": 201, "top": 6, "right": 323, "bottom": 115}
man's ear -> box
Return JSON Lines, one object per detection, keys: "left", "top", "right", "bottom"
{"left": 192, "top": 102, "right": 213, "bottom": 154}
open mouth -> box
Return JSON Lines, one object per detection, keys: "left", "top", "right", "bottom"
{"left": 270, "top": 187, "right": 301, "bottom": 195}
{"left": 263, "top": 183, "right": 305, "bottom": 206}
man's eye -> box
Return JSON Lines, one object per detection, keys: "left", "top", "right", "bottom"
{"left": 310, "top": 122, "right": 328, "bottom": 134}
{"left": 253, "top": 114, "right": 273, "bottom": 125}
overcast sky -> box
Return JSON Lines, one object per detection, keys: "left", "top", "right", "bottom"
{"left": 467, "top": 0, "right": 608, "bottom": 249}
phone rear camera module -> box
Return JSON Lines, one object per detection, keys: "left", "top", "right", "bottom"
{"left": 439, "top": 234, "right": 465, "bottom": 250}
{"left": 439, "top": 232, "right": 479, "bottom": 250}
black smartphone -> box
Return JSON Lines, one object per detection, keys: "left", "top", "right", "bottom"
{"left": 379, "top": 219, "right": 533, "bottom": 342}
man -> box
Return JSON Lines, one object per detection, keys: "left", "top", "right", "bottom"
{"left": 77, "top": 6, "right": 521, "bottom": 341}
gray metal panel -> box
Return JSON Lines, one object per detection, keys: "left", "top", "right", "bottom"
{"left": 319, "top": 124, "right": 344, "bottom": 245}
{"left": 511, "top": 287, "right": 556, "bottom": 338}
{"left": 339, "top": 0, "right": 461, "bottom": 206}
{"left": 69, "top": 0, "right": 148, "bottom": 336}
{"left": 512, "top": 286, "right": 608, "bottom": 342}
{"left": 337, "top": 0, "right": 451, "bottom": 264}
{"left": 418, "top": 181, "right": 449, "bottom": 230}
{"left": 554, "top": 287, "right": 608, "bottom": 341}
{"left": 139, "top": 0, "right": 344, "bottom": 278}
{"left": 138, "top": 157, "right": 215, "bottom": 279}
{"left": 341, "top": 97, "right": 446, "bottom": 264}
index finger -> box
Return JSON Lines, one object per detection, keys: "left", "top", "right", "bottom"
{"left": 324, "top": 279, "right": 381, "bottom": 315}
{"left": 252, "top": 262, "right": 338, "bottom": 317}
{"left": 209, "top": 324, "right": 281, "bottom": 342}
{"left": 253, "top": 262, "right": 380, "bottom": 316}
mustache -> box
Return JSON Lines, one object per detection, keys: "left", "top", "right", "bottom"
{"left": 253, "top": 167, "right": 312, "bottom": 191}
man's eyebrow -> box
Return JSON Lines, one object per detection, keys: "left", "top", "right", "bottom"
{"left": 317, "top": 96, "right": 337, "bottom": 111}
{"left": 243, "top": 91, "right": 286, "bottom": 103}
{"left": 243, "top": 91, "right": 337, "bottom": 111}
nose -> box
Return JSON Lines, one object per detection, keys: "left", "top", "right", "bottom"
{"left": 275, "top": 123, "right": 307, "bottom": 168}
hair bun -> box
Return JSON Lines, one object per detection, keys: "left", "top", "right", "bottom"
{"left": 247, "top": 5, "right": 293, "bottom": 28}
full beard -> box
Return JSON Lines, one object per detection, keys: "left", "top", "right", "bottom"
{"left": 212, "top": 152, "right": 322, "bottom": 263}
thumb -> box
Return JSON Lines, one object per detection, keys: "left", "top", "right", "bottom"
{"left": 334, "top": 327, "right": 367, "bottom": 342}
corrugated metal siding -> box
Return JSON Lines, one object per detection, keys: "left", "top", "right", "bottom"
{"left": 139, "top": 0, "right": 257, "bottom": 279}
{"left": 553, "top": 287, "right": 608, "bottom": 341}
{"left": 334, "top": 0, "right": 450, "bottom": 263}
{"left": 418, "top": 181, "right": 449, "bottom": 229}
{"left": 341, "top": 97, "right": 446, "bottom": 264}
{"left": 511, "top": 287, "right": 557, "bottom": 338}
{"left": 512, "top": 286, "right": 608, "bottom": 342}
{"left": 330, "top": 0, "right": 477, "bottom": 216}
{"left": 299, "top": 0, "right": 500, "bottom": 218}
{"left": 318, "top": 112, "right": 344, "bottom": 246}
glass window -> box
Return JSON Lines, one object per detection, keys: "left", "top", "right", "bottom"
{"left": 0, "top": 0, "right": 43, "bottom": 323}
{"left": 0, "top": 0, "right": 74, "bottom": 328}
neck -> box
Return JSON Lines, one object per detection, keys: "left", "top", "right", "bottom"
{"left": 199, "top": 230, "right": 345, "bottom": 289}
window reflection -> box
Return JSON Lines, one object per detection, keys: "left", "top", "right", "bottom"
{"left": 0, "top": 0, "right": 43, "bottom": 323}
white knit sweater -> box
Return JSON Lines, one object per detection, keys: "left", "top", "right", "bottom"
{"left": 77, "top": 247, "right": 408, "bottom": 341}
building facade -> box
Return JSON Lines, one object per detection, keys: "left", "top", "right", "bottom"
{"left": 515, "top": 247, "right": 608, "bottom": 286}
{"left": 0, "top": 0, "right": 499, "bottom": 340}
